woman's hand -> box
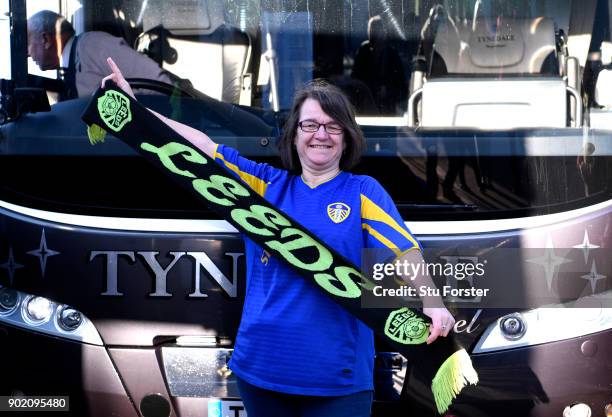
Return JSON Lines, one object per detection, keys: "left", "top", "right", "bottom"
{"left": 101, "top": 57, "right": 135, "bottom": 99}
{"left": 423, "top": 306, "right": 455, "bottom": 344}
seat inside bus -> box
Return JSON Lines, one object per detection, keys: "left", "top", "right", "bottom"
{"left": 414, "top": 16, "right": 576, "bottom": 128}
{"left": 134, "top": 0, "right": 253, "bottom": 105}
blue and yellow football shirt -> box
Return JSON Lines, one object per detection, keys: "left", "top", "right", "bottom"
{"left": 215, "top": 144, "right": 421, "bottom": 395}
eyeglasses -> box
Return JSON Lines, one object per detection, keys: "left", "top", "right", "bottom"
{"left": 298, "top": 121, "right": 344, "bottom": 135}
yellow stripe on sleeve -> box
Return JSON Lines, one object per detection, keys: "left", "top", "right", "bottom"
{"left": 215, "top": 151, "right": 268, "bottom": 197}
{"left": 361, "top": 194, "right": 420, "bottom": 249}
{"left": 362, "top": 223, "right": 401, "bottom": 256}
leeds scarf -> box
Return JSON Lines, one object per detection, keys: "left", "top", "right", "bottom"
{"left": 81, "top": 83, "right": 478, "bottom": 413}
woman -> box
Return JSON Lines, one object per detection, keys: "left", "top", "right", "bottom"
{"left": 103, "top": 57, "right": 455, "bottom": 417}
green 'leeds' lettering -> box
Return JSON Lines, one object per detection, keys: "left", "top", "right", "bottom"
{"left": 141, "top": 142, "right": 207, "bottom": 178}
{"left": 231, "top": 204, "right": 290, "bottom": 236}
{"left": 314, "top": 266, "right": 363, "bottom": 298}
{"left": 193, "top": 175, "right": 250, "bottom": 207}
{"left": 266, "top": 228, "right": 332, "bottom": 272}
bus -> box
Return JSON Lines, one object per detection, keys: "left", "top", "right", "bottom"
{"left": 0, "top": 0, "right": 610, "bottom": 416}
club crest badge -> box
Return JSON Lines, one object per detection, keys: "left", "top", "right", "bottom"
{"left": 384, "top": 307, "right": 429, "bottom": 345}
{"left": 327, "top": 202, "right": 350, "bottom": 223}
{"left": 97, "top": 90, "right": 132, "bottom": 132}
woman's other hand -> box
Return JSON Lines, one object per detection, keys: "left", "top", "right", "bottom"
{"left": 423, "top": 306, "right": 455, "bottom": 344}
{"left": 101, "top": 57, "right": 135, "bottom": 99}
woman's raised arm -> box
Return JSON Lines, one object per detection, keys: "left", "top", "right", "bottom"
{"left": 101, "top": 57, "right": 218, "bottom": 158}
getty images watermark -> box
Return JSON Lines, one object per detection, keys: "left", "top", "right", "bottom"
{"left": 361, "top": 248, "right": 612, "bottom": 309}
{"left": 371, "top": 257, "right": 489, "bottom": 298}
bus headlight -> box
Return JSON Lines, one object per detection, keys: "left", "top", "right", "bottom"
{"left": 24, "top": 296, "right": 54, "bottom": 325}
{"left": 0, "top": 286, "right": 102, "bottom": 345}
{"left": 499, "top": 313, "right": 527, "bottom": 340}
{"left": 0, "top": 287, "right": 19, "bottom": 314}
{"left": 57, "top": 306, "right": 83, "bottom": 331}
{"left": 473, "top": 292, "right": 612, "bottom": 354}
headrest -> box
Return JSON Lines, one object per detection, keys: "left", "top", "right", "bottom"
{"left": 143, "top": 0, "right": 225, "bottom": 35}
{"left": 433, "top": 17, "right": 557, "bottom": 75}
{"left": 468, "top": 20, "right": 525, "bottom": 67}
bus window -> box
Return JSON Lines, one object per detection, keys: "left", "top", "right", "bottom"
{"left": 1, "top": 2, "right": 611, "bottom": 416}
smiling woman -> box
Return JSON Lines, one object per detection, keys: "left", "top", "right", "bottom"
{"left": 98, "top": 60, "right": 455, "bottom": 417}
{"left": 278, "top": 80, "right": 366, "bottom": 184}
{"left": 294, "top": 98, "right": 346, "bottom": 186}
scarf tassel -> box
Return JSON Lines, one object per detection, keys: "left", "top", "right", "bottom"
{"left": 431, "top": 348, "right": 479, "bottom": 414}
{"left": 87, "top": 123, "right": 107, "bottom": 145}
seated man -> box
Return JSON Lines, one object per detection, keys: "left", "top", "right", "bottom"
{"left": 27, "top": 10, "right": 172, "bottom": 99}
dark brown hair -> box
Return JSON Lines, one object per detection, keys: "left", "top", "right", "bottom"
{"left": 278, "top": 79, "right": 365, "bottom": 173}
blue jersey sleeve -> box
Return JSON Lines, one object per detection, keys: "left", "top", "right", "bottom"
{"left": 214, "top": 144, "right": 282, "bottom": 197}
{"left": 360, "top": 176, "right": 422, "bottom": 256}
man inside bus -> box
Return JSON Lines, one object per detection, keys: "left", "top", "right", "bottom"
{"left": 27, "top": 10, "right": 172, "bottom": 100}
{"left": 351, "top": 15, "right": 407, "bottom": 115}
